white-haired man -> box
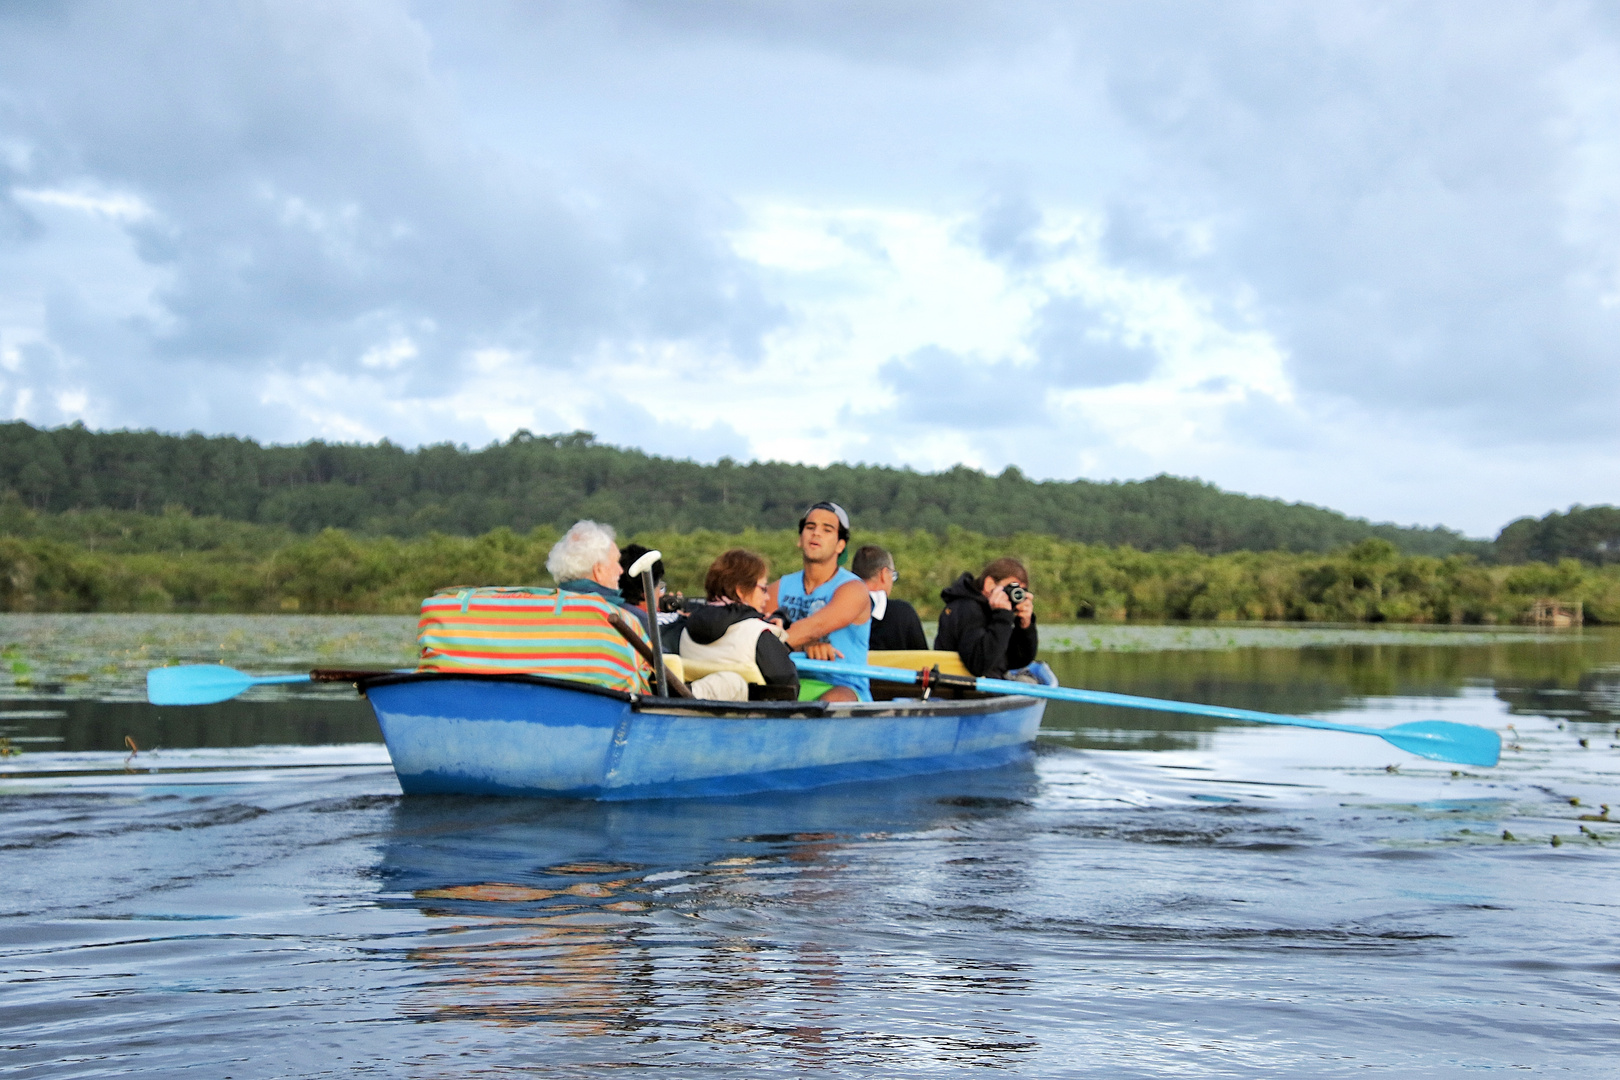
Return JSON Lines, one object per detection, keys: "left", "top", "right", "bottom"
{"left": 547, "top": 520, "right": 632, "bottom": 612}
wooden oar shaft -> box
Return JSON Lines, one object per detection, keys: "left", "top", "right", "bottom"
{"left": 606, "top": 611, "right": 693, "bottom": 699}
{"left": 309, "top": 668, "right": 398, "bottom": 684}
{"left": 641, "top": 568, "right": 669, "bottom": 698}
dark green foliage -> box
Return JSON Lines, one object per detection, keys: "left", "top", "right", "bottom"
{"left": 0, "top": 420, "right": 1483, "bottom": 555}
{"left": 1495, "top": 505, "right": 1620, "bottom": 566}
{"left": 0, "top": 507, "right": 1616, "bottom": 622}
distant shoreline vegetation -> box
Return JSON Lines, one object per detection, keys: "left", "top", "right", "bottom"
{"left": 0, "top": 419, "right": 1492, "bottom": 556}
{"left": 0, "top": 506, "right": 1615, "bottom": 624}
{"left": 4, "top": 419, "right": 1615, "bottom": 566}
{"left": 1, "top": 419, "right": 1616, "bottom": 621}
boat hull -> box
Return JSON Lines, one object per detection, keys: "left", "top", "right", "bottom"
{"left": 365, "top": 674, "right": 1046, "bottom": 799}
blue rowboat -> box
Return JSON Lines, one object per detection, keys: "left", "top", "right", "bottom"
{"left": 360, "top": 671, "right": 1048, "bottom": 800}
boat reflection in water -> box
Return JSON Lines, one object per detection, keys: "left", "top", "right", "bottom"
{"left": 377, "top": 763, "right": 1044, "bottom": 1066}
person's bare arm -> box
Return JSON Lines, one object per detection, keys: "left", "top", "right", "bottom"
{"left": 785, "top": 580, "right": 871, "bottom": 650}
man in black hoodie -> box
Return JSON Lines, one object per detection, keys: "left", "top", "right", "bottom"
{"left": 934, "top": 556, "right": 1038, "bottom": 678}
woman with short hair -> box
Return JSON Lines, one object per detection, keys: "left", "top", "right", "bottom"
{"left": 679, "top": 549, "right": 800, "bottom": 698}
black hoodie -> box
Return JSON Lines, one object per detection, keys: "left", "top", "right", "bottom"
{"left": 933, "top": 572, "right": 1038, "bottom": 678}
{"left": 681, "top": 602, "right": 800, "bottom": 689}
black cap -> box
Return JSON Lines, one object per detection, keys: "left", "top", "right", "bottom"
{"left": 618, "top": 543, "right": 664, "bottom": 605}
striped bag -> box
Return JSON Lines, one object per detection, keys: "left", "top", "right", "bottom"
{"left": 416, "top": 587, "right": 651, "bottom": 694}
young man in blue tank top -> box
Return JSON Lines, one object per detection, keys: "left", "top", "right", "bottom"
{"left": 766, "top": 501, "right": 872, "bottom": 701}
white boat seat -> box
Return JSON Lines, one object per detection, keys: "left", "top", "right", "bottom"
{"left": 669, "top": 652, "right": 969, "bottom": 688}
{"left": 675, "top": 656, "right": 765, "bottom": 685}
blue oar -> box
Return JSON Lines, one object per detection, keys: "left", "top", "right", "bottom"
{"left": 793, "top": 657, "right": 1501, "bottom": 767}
{"left": 148, "top": 665, "right": 313, "bottom": 705}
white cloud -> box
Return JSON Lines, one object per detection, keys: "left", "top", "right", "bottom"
{"left": 14, "top": 187, "right": 153, "bottom": 222}
{"left": 54, "top": 389, "right": 88, "bottom": 415}
{"left": 359, "top": 336, "right": 418, "bottom": 370}
{"left": 257, "top": 370, "right": 389, "bottom": 444}
{"left": 722, "top": 200, "right": 1298, "bottom": 477}
{"left": 0, "top": 0, "right": 1615, "bottom": 535}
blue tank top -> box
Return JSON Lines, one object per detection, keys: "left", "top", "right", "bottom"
{"left": 777, "top": 567, "right": 871, "bottom": 700}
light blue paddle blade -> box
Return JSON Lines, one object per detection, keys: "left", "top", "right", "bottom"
{"left": 147, "top": 665, "right": 254, "bottom": 705}
{"left": 146, "top": 665, "right": 310, "bottom": 706}
{"left": 1378, "top": 721, "right": 1501, "bottom": 767}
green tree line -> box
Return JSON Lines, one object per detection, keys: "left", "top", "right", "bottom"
{"left": 1, "top": 506, "right": 1615, "bottom": 624}
{"left": 1496, "top": 505, "right": 1620, "bottom": 566}
{"left": 0, "top": 420, "right": 1487, "bottom": 556}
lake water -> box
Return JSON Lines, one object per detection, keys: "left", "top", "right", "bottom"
{"left": 3, "top": 616, "right": 1618, "bottom": 1078}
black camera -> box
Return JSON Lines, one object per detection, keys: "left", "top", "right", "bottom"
{"left": 1002, "top": 582, "right": 1029, "bottom": 606}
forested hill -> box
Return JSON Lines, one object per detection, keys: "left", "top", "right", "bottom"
{"left": 0, "top": 420, "right": 1482, "bottom": 556}
{"left": 1495, "top": 505, "right": 1620, "bottom": 566}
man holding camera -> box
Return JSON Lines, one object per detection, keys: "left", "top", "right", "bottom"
{"left": 934, "top": 556, "right": 1038, "bottom": 678}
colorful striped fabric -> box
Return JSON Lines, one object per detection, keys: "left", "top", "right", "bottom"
{"left": 417, "top": 587, "right": 651, "bottom": 694}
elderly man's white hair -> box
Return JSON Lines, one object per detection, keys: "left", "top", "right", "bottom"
{"left": 546, "top": 520, "right": 618, "bottom": 583}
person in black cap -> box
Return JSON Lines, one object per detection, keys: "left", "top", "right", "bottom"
{"left": 617, "top": 543, "right": 664, "bottom": 612}
{"left": 618, "top": 543, "right": 685, "bottom": 652}
{"left": 765, "top": 501, "right": 871, "bottom": 700}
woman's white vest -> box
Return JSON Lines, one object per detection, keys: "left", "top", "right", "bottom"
{"left": 678, "top": 618, "right": 771, "bottom": 675}
{"left": 677, "top": 616, "right": 771, "bottom": 702}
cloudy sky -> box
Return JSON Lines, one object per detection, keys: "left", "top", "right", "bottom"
{"left": 2, "top": 2, "right": 1616, "bottom": 535}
